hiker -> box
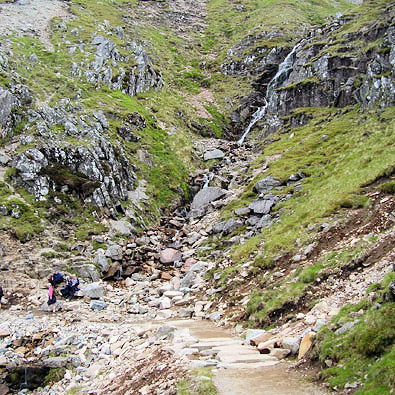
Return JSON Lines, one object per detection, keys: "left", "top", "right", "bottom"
{"left": 0, "top": 285, "right": 3, "bottom": 309}
{"left": 52, "top": 270, "right": 64, "bottom": 286}
{"left": 47, "top": 278, "right": 57, "bottom": 313}
{"left": 60, "top": 274, "right": 80, "bottom": 300}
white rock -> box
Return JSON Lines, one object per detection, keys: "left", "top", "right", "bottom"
{"left": 163, "top": 291, "right": 183, "bottom": 298}
{"left": 159, "top": 297, "right": 171, "bottom": 309}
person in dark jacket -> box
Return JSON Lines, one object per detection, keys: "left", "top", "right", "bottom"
{"left": 60, "top": 275, "right": 80, "bottom": 300}
{"left": 52, "top": 271, "right": 64, "bottom": 286}
{"left": 0, "top": 286, "right": 4, "bottom": 309}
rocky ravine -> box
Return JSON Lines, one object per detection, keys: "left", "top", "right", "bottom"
{"left": 1, "top": 137, "right": 394, "bottom": 394}
{"left": 0, "top": 0, "right": 394, "bottom": 394}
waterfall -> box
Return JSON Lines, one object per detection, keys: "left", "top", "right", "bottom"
{"left": 237, "top": 40, "right": 304, "bottom": 145}
{"left": 203, "top": 172, "right": 214, "bottom": 189}
{"left": 172, "top": 230, "right": 180, "bottom": 241}
{"left": 20, "top": 367, "right": 28, "bottom": 390}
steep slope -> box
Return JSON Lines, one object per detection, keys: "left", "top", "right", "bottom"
{"left": 0, "top": 0, "right": 394, "bottom": 394}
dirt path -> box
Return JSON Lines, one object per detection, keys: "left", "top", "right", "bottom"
{"left": 0, "top": 0, "right": 69, "bottom": 50}
{"left": 170, "top": 319, "right": 327, "bottom": 395}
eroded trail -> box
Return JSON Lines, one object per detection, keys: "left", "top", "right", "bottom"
{"left": 170, "top": 319, "right": 326, "bottom": 395}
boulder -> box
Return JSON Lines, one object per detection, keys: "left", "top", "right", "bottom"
{"left": 0, "top": 152, "right": 11, "bottom": 166}
{"left": 0, "top": 330, "right": 10, "bottom": 338}
{"left": 103, "top": 264, "right": 120, "bottom": 280}
{"left": 159, "top": 297, "right": 171, "bottom": 309}
{"left": 191, "top": 187, "right": 227, "bottom": 210}
{"left": 42, "top": 357, "right": 68, "bottom": 368}
{"left": 0, "top": 383, "right": 8, "bottom": 395}
{"left": 282, "top": 336, "right": 301, "bottom": 355}
{"left": 203, "top": 149, "right": 225, "bottom": 161}
{"left": 187, "top": 205, "right": 211, "bottom": 219}
{"left": 189, "top": 261, "right": 208, "bottom": 273}
{"left": 90, "top": 300, "right": 107, "bottom": 311}
{"left": 253, "top": 176, "right": 281, "bottom": 194}
{"left": 222, "top": 218, "right": 244, "bottom": 235}
{"left": 270, "top": 348, "right": 291, "bottom": 360}
{"left": 160, "top": 272, "right": 172, "bottom": 280}
{"left": 212, "top": 221, "right": 226, "bottom": 234}
{"left": 94, "top": 253, "right": 109, "bottom": 273}
{"left": 163, "top": 291, "right": 183, "bottom": 298}
{"left": 160, "top": 248, "right": 181, "bottom": 264}
{"left": 82, "top": 283, "right": 104, "bottom": 299}
{"left": 178, "top": 308, "right": 194, "bottom": 318}
{"left": 72, "top": 264, "right": 100, "bottom": 282}
{"left": 313, "top": 318, "right": 326, "bottom": 332}
{"left": 256, "top": 214, "right": 272, "bottom": 228}
{"left": 157, "top": 325, "right": 176, "bottom": 337}
{"left": 246, "top": 329, "right": 266, "bottom": 345}
{"left": 335, "top": 320, "right": 358, "bottom": 335}
{"left": 105, "top": 244, "right": 123, "bottom": 261}
{"left": 180, "top": 271, "right": 196, "bottom": 288}
{"left": 86, "top": 363, "right": 101, "bottom": 379}
{"left": 249, "top": 198, "right": 276, "bottom": 214}
{"left": 234, "top": 207, "right": 250, "bottom": 216}
{"left": 298, "top": 332, "right": 315, "bottom": 360}
{"left": 250, "top": 332, "right": 272, "bottom": 346}
{"left": 209, "top": 312, "right": 221, "bottom": 321}
{"left": 110, "top": 220, "right": 136, "bottom": 236}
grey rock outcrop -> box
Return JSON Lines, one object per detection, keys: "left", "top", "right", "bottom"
{"left": 160, "top": 248, "right": 182, "bottom": 265}
{"left": 110, "top": 220, "right": 137, "bottom": 237}
{"left": 79, "top": 34, "right": 164, "bottom": 97}
{"left": 203, "top": 149, "right": 225, "bottom": 161}
{"left": 0, "top": 88, "right": 15, "bottom": 136}
{"left": 222, "top": 218, "right": 244, "bottom": 235}
{"left": 191, "top": 187, "right": 227, "bottom": 210}
{"left": 249, "top": 197, "right": 277, "bottom": 215}
{"left": 90, "top": 300, "right": 107, "bottom": 311}
{"left": 106, "top": 245, "right": 123, "bottom": 261}
{"left": 94, "top": 253, "right": 110, "bottom": 273}
{"left": 235, "top": 7, "right": 394, "bottom": 138}
{"left": 254, "top": 177, "right": 282, "bottom": 194}
{"left": 11, "top": 101, "right": 137, "bottom": 209}
{"left": 282, "top": 336, "right": 301, "bottom": 355}
{"left": 82, "top": 283, "right": 105, "bottom": 299}
{"left": 72, "top": 264, "right": 100, "bottom": 282}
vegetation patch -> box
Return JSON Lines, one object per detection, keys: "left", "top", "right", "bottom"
{"left": 245, "top": 237, "right": 383, "bottom": 326}
{"left": 315, "top": 274, "right": 395, "bottom": 393}
{"left": 177, "top": 367, "right": 217, "bottom": 395}
{"left": 229, "top": 106, "right": 394, "bottom": 266}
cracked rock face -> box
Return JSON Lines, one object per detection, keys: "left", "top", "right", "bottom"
{"left": 0, "top": 88, "right": 15, "bottom": 135}
{"left": 190, "top": 187, "right": 227, "bottom": 210}
{"left": 74, "top": 33, "right": 164, "bottom": 97}
{"left": 11, "top": 100, "right": 137, "bottom": 209}
{"left": 235, "top": 10, "right": 395, "bottom": 137}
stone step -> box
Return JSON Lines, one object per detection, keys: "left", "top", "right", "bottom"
{"left": 220, "top": 360, "right": 280, "bottom": 369}
{"left": 217, "top": 352, "right": 278, "bottom": 364}
{"left": 189, "top": 340, "right": 241, "bottom": 350}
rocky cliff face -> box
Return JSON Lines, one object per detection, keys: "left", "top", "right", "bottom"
{"left": 231, "top": 1, "right": 394, "bottom": 137}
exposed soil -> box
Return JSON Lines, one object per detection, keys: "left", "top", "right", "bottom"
{"left": 0, "top": 0, "right": 69, "bottom": 51}
{"left": 209, "top": 187, "right": 395, "bottom": 328}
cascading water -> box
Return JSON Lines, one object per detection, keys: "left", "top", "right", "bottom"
{"left": 237, "top": 40, "right": 304, "bottom": 145}
{"left": 203, "top": 172, "right": 214, "bottom": 189}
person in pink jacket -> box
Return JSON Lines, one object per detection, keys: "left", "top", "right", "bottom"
{"left": 47, "top": 278, "right": 57, "bottom": 313}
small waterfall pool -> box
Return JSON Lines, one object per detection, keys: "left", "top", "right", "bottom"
{"left": 6, "top": 366, "right": 51, "bottom": 392}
